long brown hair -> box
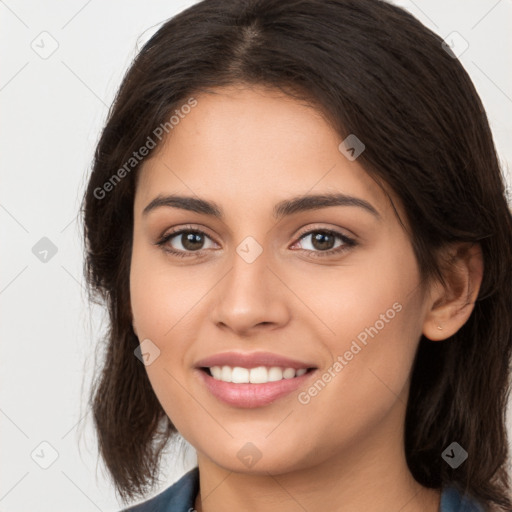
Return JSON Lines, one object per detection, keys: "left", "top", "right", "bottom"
{"left": 81, "top": 0, "right": 512, "bottom": 508}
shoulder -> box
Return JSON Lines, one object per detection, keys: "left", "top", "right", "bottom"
{"left": 440, "top": 485, "right": 485, "bottom": 512}
{"left": 120, "top": 467, "right": 199, "bottom": 512}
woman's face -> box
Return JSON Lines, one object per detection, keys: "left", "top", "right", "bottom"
{"left": 130, "top": 85, "right": 431, "bottom": 474}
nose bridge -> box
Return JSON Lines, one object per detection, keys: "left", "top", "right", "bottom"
{"left": 211, "top": 235, "right": 289, "bottom": 333}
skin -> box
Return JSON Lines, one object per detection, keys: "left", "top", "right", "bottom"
{"left": 130, "top": 85, "right": 483, "bottom": 512}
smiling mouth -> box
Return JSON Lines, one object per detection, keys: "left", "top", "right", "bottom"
{"left": 200, "top": 365, "right": 316, "bottom": 384}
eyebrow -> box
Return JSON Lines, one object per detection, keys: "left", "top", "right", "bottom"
{"left": 142, "top": 193, "right": 381, "bottom": 220}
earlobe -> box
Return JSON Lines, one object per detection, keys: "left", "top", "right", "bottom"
{"left": 422, "top": 242, "right": 484, "bottom": 342}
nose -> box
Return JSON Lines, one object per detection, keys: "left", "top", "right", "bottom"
{"left": 210, "top": 245, "right": 291, "bottom": 336}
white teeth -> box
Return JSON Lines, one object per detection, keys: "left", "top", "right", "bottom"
{"left": 268, "top": 366, "right": 283, "bottom": 382}
{"left": 231, "top": 367, "right": 249, "bottom": 383}
{"left": 210, "top": 366, "right": 222, "bottom": 380}
{"left": 221, "top": 366, "right": 232, "bottom": 382}
{"left": 208, "top": 365, "right": 309, "bottom": 383}
{"left": 249, "top": 366, "right": 268, "bottom": 383}
{"left": 283, "top": 368, "right": 296, "bottom": 379}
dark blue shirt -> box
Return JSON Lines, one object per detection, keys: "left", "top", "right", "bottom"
{"left": 122, "top": 466, "right": 485, "bottom": 512}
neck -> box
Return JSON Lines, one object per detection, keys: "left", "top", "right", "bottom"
{"left": 193, "top": 399, "right": 441, "bottom": 512}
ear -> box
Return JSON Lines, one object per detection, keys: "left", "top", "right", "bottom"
{"left": 422, "top": 242, "right": 484, "bottom": 341}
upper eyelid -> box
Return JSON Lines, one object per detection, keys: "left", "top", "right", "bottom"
{"left": 163, "top": 225, "right": 219, "bottom": 244}
{"left": 294, "top": 223, "right": 356, "bottom": 241}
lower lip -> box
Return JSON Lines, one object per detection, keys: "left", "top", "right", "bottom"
{"left": 196, "top": 369, "right": 317, "bottom": 408}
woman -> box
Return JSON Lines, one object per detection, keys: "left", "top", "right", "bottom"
{"left": 81, "top": 0, "right": 512, "bottom": 510}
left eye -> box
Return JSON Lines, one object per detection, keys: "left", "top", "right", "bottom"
{"left": 294, "top": 230, "right": 347, "bottom": 251}
{"left": 291, "top": 229, "right": 356, "bottom": 257}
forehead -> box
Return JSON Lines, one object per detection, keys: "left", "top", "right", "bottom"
{"left": 134, "top": 85, "right": 395, "bottom": 221}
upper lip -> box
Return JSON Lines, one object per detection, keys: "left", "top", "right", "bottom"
{"left": 195, "top": 351, "right": 317, "bottom": 370}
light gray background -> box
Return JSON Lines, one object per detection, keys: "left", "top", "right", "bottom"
{"left": 1, "top": 1, "right": 511, "bottom": 510}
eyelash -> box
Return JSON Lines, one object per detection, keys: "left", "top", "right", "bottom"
{"left": 155, "top": 225, "right": 357, "bottom": 259}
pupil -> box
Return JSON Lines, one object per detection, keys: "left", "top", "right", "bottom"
{"left": 182, "top": 232, "right": 203, "bottom": 251}
{"left": 312, "top": 232, "right": 334, "bottom": 250}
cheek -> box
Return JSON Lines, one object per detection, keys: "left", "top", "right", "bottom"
{"left": 129, "top": 243, "right": 216, "bottom": 423}
{"left": 302, "top": 251, "right": 423, "bottom": 429}
{"left": 129, "top": 239, "right": 209, "bottom": 338}
{"left": 129, "top": 254, "right": 193, "bottom": 432}
{"left": 289, "top": 239, "right": 422, "bottom": 351}
{"left": 295, "top": 243, "right": 422, "bottom": 385}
